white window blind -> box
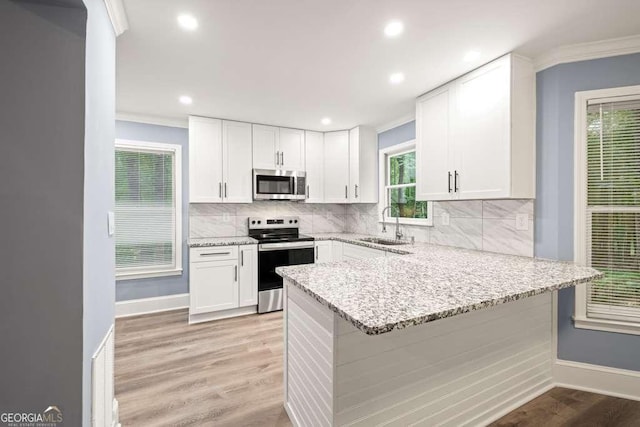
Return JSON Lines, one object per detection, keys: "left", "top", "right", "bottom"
{"left": 585, "top": 98, "right": 640, "bottom": 323}
{"left": 115, "top": 141, "right": 181, "bottom": 278}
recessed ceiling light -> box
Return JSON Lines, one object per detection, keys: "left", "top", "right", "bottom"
{"left": 384, "top": 21, "right": 404, "bottom": 37}
{"left": 321, "top": 117, "right": 331, "bottom": 125}
{"left": 389, "top": 72, "right": 405, "bottom": 84}
{"left": 179, "top": 95, "right": 193, "bottom": 105}
{"left": 463, "top": 50, "right": 481, "bottom": 62}
{"left": 177, "top": 14, "right": 198, "bottom": 31}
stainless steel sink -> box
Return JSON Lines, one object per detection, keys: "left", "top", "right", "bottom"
{"left": 358, "top": 237, "right": 409, "bottom": 246}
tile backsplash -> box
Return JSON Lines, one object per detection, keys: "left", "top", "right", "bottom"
{"left": 189, "top": 199, "right": 534, "bottom": 257}
{"left": 189, "top": 201, "right": 347, "bottom": 238}
{"left": 346, "top": 199, "right": 535, "bottom": 257}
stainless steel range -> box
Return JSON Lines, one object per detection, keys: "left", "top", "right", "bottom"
{"left": 248, "top": 217, "right": 315, "bottom": 313}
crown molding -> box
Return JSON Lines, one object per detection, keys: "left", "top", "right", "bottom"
{"left": 375, "top": 113, "right": 416, "bottom": 134}
{"left": 116, "top": 112, "right": 189, "bottom": 128}
{"left": 534, "top": 34, "right": 640, "bottom": 72}
{"left": 103, "top": 0, "right": 129, "bottom": 36}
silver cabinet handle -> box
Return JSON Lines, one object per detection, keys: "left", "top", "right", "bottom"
{"left": 355, "top": 184, "right": 358, "bottom": 198}
{"left": 276, "top": 151, "right": 280, "bottom": 165}
{"left": 307, "top": 184, "right": 310, "bottom": 199}
{"left": 224, "top": 182, "right": 228, "bottom": 198}
{"left": 219, "top": 182, "right": 222, "bottom": 198}
{"left": 345, "top": 185, "right": 348, "bottom": 199}
{"left": 448, "top": 172, "right": 452, "bottom": 193}
{"left": 315, "top": 246, "right": 319, "bottom": 260}
{"left": 200, "top": 252, "right": 231, "bottom": 256}
{"left": 454, "top": 170, "right": 459, "bottom": 192}
{"left": 241, "top": 250, "right": 244, "bottom": 266}
{"left": 234, "top": 265, "right": 238, "bottom": 282}
{"left": 281, "top": 152, "right": 284, "bottom": 165}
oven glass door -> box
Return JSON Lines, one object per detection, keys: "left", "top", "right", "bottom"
{"left": 258, "top": 247, "right": 314, "bottom": 291}
{"left": 256, "top": 175, "right": 294, "bottom": 195}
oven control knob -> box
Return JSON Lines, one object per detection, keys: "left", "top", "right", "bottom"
{"left": 251, "top": 220, "right": 255, "bottom": 224}
{"left": 289, "top": 220, "right": 293, "bottom": 224}
{"left": 294, "top": 219, "right": 298, "bottom": 223}
{"left": 257, "top": 220, "right": 261, "bottom": 224}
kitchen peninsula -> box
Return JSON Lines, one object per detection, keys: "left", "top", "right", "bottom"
{"left": 276, "top": 235, "right": 602, "bottom": 427}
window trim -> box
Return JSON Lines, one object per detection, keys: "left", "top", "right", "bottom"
{"left": 573, "top": 85, "right": 640, "bottom": 335}
{"left": 378, "top": 140, "right": 433, "bottom": 227}
{"left": 115, "top": 139, "right": 183, "bottom": 280}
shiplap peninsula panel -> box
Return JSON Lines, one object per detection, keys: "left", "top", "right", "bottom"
{"left": 284, "top": 282, "right": 554, "bottom": 427}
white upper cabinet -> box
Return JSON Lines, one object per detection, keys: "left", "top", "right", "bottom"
{"left": 305, "top": 130, "right": 324, "bottom": 203}
{"left": 189, "top": 116, "right": 223, "bottom": 203}
{"left": 252, "top": 124, "right": 279, "bottom": 169}
{"left": 189, "top": 116, "right": 253, "bottom": 203}
{"left": 279, "top": 128, "right": 305, "bottom": 170}
{"left": 349, "top": 126, "right": 378, "bottom": 203}
{"left": 252, "top": 125, "right": 305, "bottom": 171}
{"left": 222, "top": 120, "right": 253, "bottom": 203}
{"left": 416, "top": 86, "right": 454, "bottom": 201}
{"left": 323, "top": 130, "right": 350, "bottom": 203}
{"left": 416, "top": 53, "right": 535, "bottom": 201}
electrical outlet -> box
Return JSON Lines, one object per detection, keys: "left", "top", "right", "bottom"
{"left": 441, "top": 212, "right": 450, "bottom": 226}
{"left": 516, "top": 213, "right": 529, "bottom": 231}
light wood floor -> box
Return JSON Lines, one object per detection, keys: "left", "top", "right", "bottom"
{"left": 115, "top": 309, "right": 292, "bottom": 426}
{"left": 115, "top": 309, "right": 640, "bottom": 426}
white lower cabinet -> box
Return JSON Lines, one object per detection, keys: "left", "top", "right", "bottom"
{"left": 238, "top": 245, "right": 258, "bottom": 307}
{"left": 189, "top": 245, "right": 258, "bottom": 323}
{"left": 314, "top": 241, "right": 333, "bottom": 264}
{"left": 342, "top": 243, "right": 387, "bottom": 260}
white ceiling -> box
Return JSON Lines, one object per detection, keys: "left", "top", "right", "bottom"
{"left": 117, "top": 0, "right": 640, "bottom": 131}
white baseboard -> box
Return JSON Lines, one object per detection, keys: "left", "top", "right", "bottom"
{"left": 115, "top": 293, "right": 189, "bottom": 318}
{"left": 554, "top": 359, "right": 640, "bottom": 402}
{"left": 188, "top": 305, "right": 257, "bottom": 324}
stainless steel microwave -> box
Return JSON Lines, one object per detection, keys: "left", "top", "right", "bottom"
{"left": 253, "top": 169, "right": 306, "bottom": 201}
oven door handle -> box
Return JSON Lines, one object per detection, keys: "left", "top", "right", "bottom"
{"left": 259, "top": 242, "right": 315, "bottom": 251}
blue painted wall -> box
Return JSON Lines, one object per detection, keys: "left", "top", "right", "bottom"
{"left": 115, "top": 121, "right": 190, "bottom": 301}
{"left": 536, "top": 52, "right": 640, "bottom": 371}
{"left": 378, "top": 120, "right": 415, "bottom": 149}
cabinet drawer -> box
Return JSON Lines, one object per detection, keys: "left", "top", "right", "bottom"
{"left": 190, "top": 246, "right": 238, "bottom": 262}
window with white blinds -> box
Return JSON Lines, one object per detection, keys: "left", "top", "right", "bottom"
{"left": 115, "top": 140, "right": 182, "bottom": 279}
{"left": 584, "top": 96, "right": 640, "bottom": 325}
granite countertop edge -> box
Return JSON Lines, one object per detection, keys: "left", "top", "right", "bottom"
{"left": 279, "top": 270, "right": 603, "bottom": 335}
{"left": 188, "top": 237, "right": 258, "bottom": 247}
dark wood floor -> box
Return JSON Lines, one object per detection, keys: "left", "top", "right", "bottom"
{"left": 491, "top": 387, "right": 640, "bottom": 427}
{"left": 115, "top": 309, "right": 640, "bottom": 426}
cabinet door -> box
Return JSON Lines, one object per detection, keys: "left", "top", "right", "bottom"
{"left": 279, "top": 128, "right": 305, "bottom": 170}
{"left": 305, "top": 130, "right": 324, "bottom": 203}
{"left": 332, "top": 241, "right": 343, "bottom": 261}
{"left": 415, "top": 86, "right": 454, "bottom": 201}
{"left": 455, "top": 56, "right": 510, "bottom": 199}
{"left": 348, "top": 127, "right": 360, "bottom": 203}
{"left": 238, "top": 245, "right": 258, "bottom": 307}
{"left": 189, "top": 116, "right": 223, "bottom": 203}
{"left": 190, "top": 260, "right": 239, "bottom": 314}
{"left": 342, "top": 243, "right": 386, "bottom": 260}
{"left": 314, "top": 241, "right": 333, "bottom": 264}
{"left": 222, "top": 120, "right": 253, "bottom": 203}
{"left": 252, "top": 124, "right": 279, "bottom": 169}
{"left": 352, "top": 126, "right": 378, "bottom": 203}
{"left": 323, "top": 131, "right": 350, "bottom": 203}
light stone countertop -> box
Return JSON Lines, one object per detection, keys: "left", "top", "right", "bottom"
{"left": 277, "top": 233, "right": 603, "bottom": 335}
{"left": 188, "top": 236, "right": 258, "bottom": 247}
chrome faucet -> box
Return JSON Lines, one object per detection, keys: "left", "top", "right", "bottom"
{"left": 381, "top": 205, "right": 403, "bottom": 240}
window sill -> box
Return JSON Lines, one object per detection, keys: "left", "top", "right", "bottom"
{"left": 117, "top": 268, "right": 183, "bottom": 281}
{"left": 573, "top": 315, "right": 640, "bottom": 336}
{"left": 378, "top": 219, "right": 433, "bottom": 227}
